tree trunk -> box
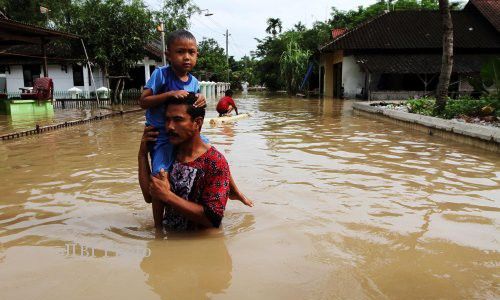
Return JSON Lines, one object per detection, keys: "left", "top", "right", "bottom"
{"left": 118, "top": 78, "right": 125, "bottom": 104}
{"left": 104, "top": 64, "right": 110, "bottom": 89}
{"left": 435, "top": 0, "right": 454, "bottom": 113}
{"left": 112, "top": 78, "right": 122, "bottom": 104}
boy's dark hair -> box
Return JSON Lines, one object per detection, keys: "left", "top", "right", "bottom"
{"left": 166, "top": 29, "right": 196, "bottom": 50}
{"left": 166, "top": 93, "right": 205, "bottom": 120}
{"left": 225, "top": 89, "right": 233, "bottom": 97}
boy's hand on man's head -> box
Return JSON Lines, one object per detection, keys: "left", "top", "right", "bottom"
{"left": 170, "top": 90, "right": 189, "bottom": 99}
{"left": 194, "top": 94, "right": 206, "bottom": 108}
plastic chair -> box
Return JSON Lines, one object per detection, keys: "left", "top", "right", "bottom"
{"left": 20, "top": 77, "right": 53, "bottom": 100}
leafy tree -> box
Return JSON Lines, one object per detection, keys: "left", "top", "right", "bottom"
{"left": 153, "top": 0, "right": 199, "bottom": 33}
{"left": 280, "top": 40, "right": 311, "bottom": 93}
{"left": 254, "top": 36, "right": 286, "bottom": 90}
{"left": 229, "top": 55, "right": 258, "bottom": 89}
{"left": 251, "top": 0, "right": 463, "bottom": 94}
{"left": 265, "top": 18, "right": 282, "bottom": 37}
{"left": 0, "top": 0, "right": 71, "bottom": 27}
{"left": 67, "top": 0, "right": 154, "bottom": 102}
{"left": 293, "top": 21, "right": 306, "bottom": 32}
{"left": 194, "top": 38, "right": 227, "bottom": 82}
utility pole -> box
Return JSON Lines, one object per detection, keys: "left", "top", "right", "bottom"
{"left": 159, "top": 22, "right": 167, "bottom": 66}
{"left": 224, "top": 29, "right": 230, "bottom": 82}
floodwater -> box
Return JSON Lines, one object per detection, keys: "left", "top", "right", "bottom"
{"left": 0, "top": 104, "right": 137, "bottom": 135}
{"left": 0, "top": 94, "right": 499, "bottom": 299}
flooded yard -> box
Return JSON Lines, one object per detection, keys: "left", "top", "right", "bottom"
{"left": 0, "top": 94, "right": 498, "bottom": 299}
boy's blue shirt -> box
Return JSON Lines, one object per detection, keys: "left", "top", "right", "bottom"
{"left": 144, "top": 65, "right": 200, "bottom": 131}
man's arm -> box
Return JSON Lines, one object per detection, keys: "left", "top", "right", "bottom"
{"left": 149, "top": 176, "right": 213, "bottom": 227}
{"left": 138, "top": 126, "right": 165, "bottom": 228}
{"left": 138, "top": 126, "right": 157, "bottom": 203}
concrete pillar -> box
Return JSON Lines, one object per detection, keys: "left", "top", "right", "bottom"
{"left": 83, "top": 65, "right": 90, "bottom": 98}
{"left": 200, "top": 81, "right": 206, "bottom": 99}
{"left": 144, "top": 56, "right": 151, "bottom": 84}
{"left": 204, "top": 81, "right": 209, "bottom": 100}
{"left": 212, "top": 82, "right": 216, "bottom": 99}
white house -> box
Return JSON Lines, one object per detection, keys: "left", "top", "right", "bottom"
{"left": 318, "top": 0, "right": 500, "bottom": 100}
{"left": 1, "top": 44, "right": 162, "bottom": 97}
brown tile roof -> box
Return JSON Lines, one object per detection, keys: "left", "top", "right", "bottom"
{"left": 0, "top": 17, "right": 80, "bottom": 43}
{"left": 466, "top": 0, "right": 500, "bottom": 31}
{"left": 355, "top": 54, "right": 497, "bottom": 74}
{"left": 320, "top": 10, "right": 500, "bottom": 52}
{"left": 0, "top": 41, "right": 83, "bottom": 64}
{"left": 144, "top": 40, "right": 163, "bottom": 60}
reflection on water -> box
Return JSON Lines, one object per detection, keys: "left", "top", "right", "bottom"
{"left": 0, "top": 94, "right": 498, "bottom": 299}
{"left": 141, "top": 235, "right": 232, "bottom": 299}
{"left": 0, "top": 104, "right": 137, "bottom": 135}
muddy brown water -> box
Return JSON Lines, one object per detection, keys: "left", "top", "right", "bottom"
{"left": 0, "top": 95, "right": 498, "bottom": 299}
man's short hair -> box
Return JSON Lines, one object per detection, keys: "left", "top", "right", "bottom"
{"left": 166, "top": 29, "right": 196, "bottom": 50}
{"left": 225, "top": 89, "right": 233, "bottom": 97}
{"left": 167, "top": 94, "right": 205, "bottom": 120}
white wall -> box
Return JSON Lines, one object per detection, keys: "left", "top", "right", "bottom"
{"left": 4, "top": 64, "right": 106, "bottom": 95}
{"left": 48, "top": 65, "right": 75, "bottom": 91}
{"left": 342, "top": 55, "right": 365, "bottom": 99}
{"left": 5, "top": 65, "right": 26, "bottom": 93}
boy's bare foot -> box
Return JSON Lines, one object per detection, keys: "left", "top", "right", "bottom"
{"left": 229, "top": 189, "right": 254, "bottom": 207}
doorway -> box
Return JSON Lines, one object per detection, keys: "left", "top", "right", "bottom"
{"left": 333, "top": 62, "right": 342, "bottom": 98}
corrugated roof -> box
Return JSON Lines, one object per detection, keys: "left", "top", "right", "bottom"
{"left": 0, "top": 41, "right": 84, "bottom": 64}
{"left": 355, "top": 54, "right": 497, "bottom": 74}
{"left": 0, "top": 18, "right": 80, "bottom": 41}
{"left": 144, "top": 40, "right": 163, "bottom": 60}
{"left": 321, "top": 10, "right": 500, "bottom": 52}
{"left": 466, "top": 0, "right": 500, "bottom": 31}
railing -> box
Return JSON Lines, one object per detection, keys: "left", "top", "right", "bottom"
{"left": 3, "top": 89, "right": 141, "bottom": 109}
{"left": 199, "top": 82, "right": 230, "bottom": 101}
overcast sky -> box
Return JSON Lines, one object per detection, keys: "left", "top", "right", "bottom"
{"left": 144, "top": 0, "right": 379, "bottom": 59}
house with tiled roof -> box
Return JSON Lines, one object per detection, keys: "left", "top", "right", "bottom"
{"left": 0, "top": 15, "right": 164, "bottom": 95}
{"left": 318, "top": 0, "right": 500, "bottom": 100}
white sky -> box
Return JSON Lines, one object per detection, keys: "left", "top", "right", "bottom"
{"left": 145, "top": 0, "right": 379, "bottom": 59}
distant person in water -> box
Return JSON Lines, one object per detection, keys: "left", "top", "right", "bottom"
{"left": 216, "top": 89, "right": 238, "bottom": 117}
{"left": 139, "top": 97, "right": 232, "bottom": 230}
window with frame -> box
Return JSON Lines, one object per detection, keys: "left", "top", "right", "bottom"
{"left": 22, "top": 64, "right": 41, "bottom": 87}
{"left": 73, "top": 64, "right": 84, "bottom": 86}
{"left": 73, "top": 64, "right": 92, "bottom": 86}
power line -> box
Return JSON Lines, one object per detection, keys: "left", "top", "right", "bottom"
{"left": 191, "top": 15, "right": 225, "bottom": 35}
{"left": 229, "top": 36, "right": 247, "bottom": 57}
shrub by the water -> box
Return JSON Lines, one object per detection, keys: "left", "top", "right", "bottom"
{"left": 406, "top": 97, "right": 435, "bottom": 116}
{"left": 406, "top": 96, "right": 500, "bottom": 119}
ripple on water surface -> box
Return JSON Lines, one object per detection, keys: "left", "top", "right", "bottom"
{"left": 0, "top": 95, "right": 499, "bottom": 299}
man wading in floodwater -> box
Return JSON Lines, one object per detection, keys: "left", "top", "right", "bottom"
{"left": 138, "top": 97, "right": 231, "bottom": 230}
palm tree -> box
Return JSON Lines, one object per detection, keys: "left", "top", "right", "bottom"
{"left": 265, "top": 18, "right": 282, "bottom": 37}
{"left": 435, "top": 0, "right": 453, "bottom": 113}
{"left": 293, "top": 21, "right": 306, "bottom": 32}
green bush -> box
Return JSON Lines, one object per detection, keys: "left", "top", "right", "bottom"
{"left": 443, "top": 96, "right": 500, "bottom": 119}
{"left": 405, "top": 96, "right": 500, "bottom": 119}
{"left": 406, "top": 97, "right": 435, "bottom": 116}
